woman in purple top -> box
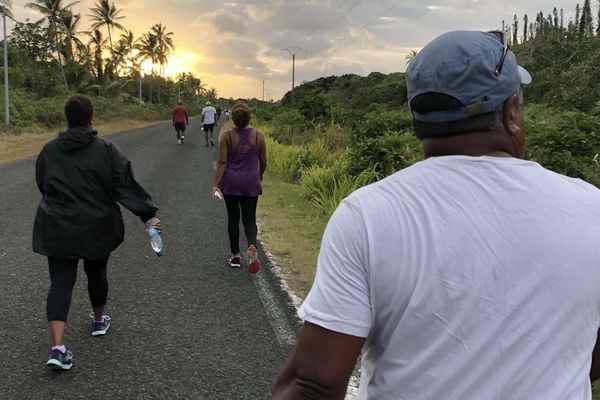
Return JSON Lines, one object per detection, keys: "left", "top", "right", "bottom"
{"left": 212, "top": 103, "right": 267, "bottom": 272}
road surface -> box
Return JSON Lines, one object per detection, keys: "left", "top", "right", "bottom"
{"left": 0, "top": 119, "right": 300, "bottom": 399}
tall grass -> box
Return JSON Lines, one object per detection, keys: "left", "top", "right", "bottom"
{"left": 266, "top": 137, "right": 314, "bottom": 183}
{"left": 301, "top": 156, "right": 380, "bottom": 217}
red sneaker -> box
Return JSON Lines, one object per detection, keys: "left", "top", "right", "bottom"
{"left": 247, "top": 245, "right": 260, "bottom": 274}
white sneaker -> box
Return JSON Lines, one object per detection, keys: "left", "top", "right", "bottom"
{"left": 177, "top": 139, "right": 182, "bottom": 145}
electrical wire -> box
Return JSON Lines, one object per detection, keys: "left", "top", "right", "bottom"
{"left": 299, "top": 0, "right": 364, "bottom": 47}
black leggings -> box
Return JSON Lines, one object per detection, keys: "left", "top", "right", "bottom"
{"left": 47, "top": 257, "right": 109, "bottom": 322}
{"left": 223, "top": 195, "right": 258, "bottom": 254}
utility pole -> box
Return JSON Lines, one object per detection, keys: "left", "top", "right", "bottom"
{"left": 2, "top": 5, "right": 9, "bottom": 129}
{"left": 282, "top": 47, "right": 306, "bottom": 92}
{"left": 138, "top": 70, "right": 143, "bottom": 104}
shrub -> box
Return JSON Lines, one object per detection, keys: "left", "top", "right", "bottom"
{"left": 270, "top": 109, "right": 308, "bottom": 145}
{"left": 348, "top": 131, "right": 422, "bottom": 176}
{"left": 301, "top": 156, "right": 380, "bottom": 216}
{"left": 266, "top": 137, "right": 314, "bottom": 182}
{"left": 351, "top": 110, "right": 413, "bottom": 140}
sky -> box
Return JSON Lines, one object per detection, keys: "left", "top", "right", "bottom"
{"left": 10, "top": 0, "right": 582, "bottom": 100}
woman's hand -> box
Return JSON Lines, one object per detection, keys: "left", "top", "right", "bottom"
{"left": 146, "top": 217, "right": 162, "bottom": 233}
{"left": 212, "top": 186, "right": 223, "bottom": 200}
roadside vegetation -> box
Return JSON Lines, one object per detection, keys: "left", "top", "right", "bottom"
{"left": 0, "top": 0, "right": 223, "bottom": 134}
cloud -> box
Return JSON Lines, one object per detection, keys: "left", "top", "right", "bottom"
{"left": 11, "top": 0, "right": 581, "bottom": 99}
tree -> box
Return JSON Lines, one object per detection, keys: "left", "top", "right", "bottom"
{"left": 10, "top": 19, "right": 53, "bottom": 62}
{"left": 523, "top": 14, "right": 528, "bottom": 42}
{"left": 597, "top": 0, "right": 600, "bottom": 35}
{"left": 578, "top": 0, "right": 594, "bottom": 36}
{"left": 149, "top": 23, "right": 173, "bottom": 103}
{"left": 150, "top": 23, "right": 173, "bottom": 78}
{"left": 560, "top": 8, "right": 564, "bottom": 30}
{"left": 136, "top": 32, "right": 158, "bottom": 102}
{"left": 58, "top": 9, "right": 84, "bottom": 63}
{"left": 512, "top": 14, "right": 518, "bottom": 44}
{"left": 88, "top": 0, "right": 125, "bottom": 65}
{"left": 25, "top": 0, "right": 80, "bottom": 87}
{"left": 85, "top": 28, "right": 107, "bottom": 83}
{"left": 404, "top": 49, "right": 418, "bottom": 65}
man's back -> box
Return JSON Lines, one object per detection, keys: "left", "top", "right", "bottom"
{"left": 172, "top": 105, "right": 188, "bottom": 123}
{"left": 300, "top": 156, "right": 600, "bottom": 399}
{"left": 202, "top": 106, "right": 217, "bottom": 124}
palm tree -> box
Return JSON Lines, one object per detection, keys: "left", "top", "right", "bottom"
{"left": 404, "top": 49, "right": 418, "bottom": 65}
{"left": 150, "top": 23, "right": 174, "bottom": 78}
{"left": 150, "top": 23, "right": 174, "bottom": 103}
{"left": 85, "top": 28, "right": 108, "bottom": 84}
{"left": 25, "top": 0, "right": 80, "bottom": 87}
{"left": 135, "top": 33, "right": 158, "bottom": 102}
{"left": 0, "top": 0, "right": 12, "bottom": 18}
{"left": 58, "top": 9, "right": 84, "bottom": 64}
{"left": 88, "top": 0, "right": 125, "bottom": 66}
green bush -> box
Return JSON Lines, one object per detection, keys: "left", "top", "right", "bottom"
{"left": 270, "top": 109, "right": 308, "bottom": 145}
{"left": 266, "top": 137, "right": 314, "bottom": 183}
{"left": 301, "top": 156, "right": 380, "bottom": 216}
{"left": 348, "top": 131, "right": 422, "bottom": 176}
{"left": 351, "top": 110, "right": 413, "bottom": 140}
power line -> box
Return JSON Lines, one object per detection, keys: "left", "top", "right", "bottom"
{"left": 317, "top": 0, "right": 365, "bottom": 38}
{"left": 357, "top": 0, "right": 407, "bottom": 31}
{"left": 306, "top": 0, "right": 351, "bottom": 40}
{"left": 300, "top": 0, "right": 364, "bottom": 47}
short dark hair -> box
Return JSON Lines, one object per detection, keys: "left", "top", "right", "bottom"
{"left": 65, "top": 95, "right": 94, "bottom": 128}
{"left": 410, "top": 93, "right": 503, "bottom": 139}
{"left": 232, "top": 103, "right": 251, "bottom": 128}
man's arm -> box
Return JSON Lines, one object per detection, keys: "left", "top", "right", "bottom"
{"left": 272, "top": 322, "right": 365, "bottom": 400}
{"left": 591, "top": 329, "right": 600, "bottom": 382}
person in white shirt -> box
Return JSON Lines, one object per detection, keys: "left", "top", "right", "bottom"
{"left": 272, "top": 30, "right": 600, "bottom": 400}
{"left": 202, "top": 101, "right": 218, "bottom": 146}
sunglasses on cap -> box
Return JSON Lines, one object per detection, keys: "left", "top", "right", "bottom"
{"left": 487, "top": 30, "right": 509, "bottom": 76}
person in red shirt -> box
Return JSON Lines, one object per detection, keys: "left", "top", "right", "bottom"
{"left": 172, "top": 101, "right": 189, "bottom": 145}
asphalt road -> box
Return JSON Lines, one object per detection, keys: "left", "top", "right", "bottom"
{"left": 0, "top": 119, "right": 300, "bottom": 399}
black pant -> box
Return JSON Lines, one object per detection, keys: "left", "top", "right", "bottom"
{"left": 47, "top": 257, "right": 109, "bottom": 322}
{"left": 223, "top": 195, "right": 258, "bottom": 254}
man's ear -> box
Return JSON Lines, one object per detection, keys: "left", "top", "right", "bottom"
{"left": 502, "top": 93, "right": 526, "bottom": 158}
{"left": 502, "top": 94, "right": 523, "bottom": 137}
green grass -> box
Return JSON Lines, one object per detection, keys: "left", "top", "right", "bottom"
{"left": 256, "top": 171, "right": 328, "bottom": 299}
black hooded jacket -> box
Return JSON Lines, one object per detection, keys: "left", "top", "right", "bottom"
{"left": 33, "top": 127, "right": 158, "bottom": 259}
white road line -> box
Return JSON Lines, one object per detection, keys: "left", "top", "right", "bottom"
{"left": 252, "top": 270, "right": 297, "bottom": 349}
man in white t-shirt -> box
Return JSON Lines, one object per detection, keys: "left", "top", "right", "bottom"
{"left": 272, "top": 30, "right": 600, "bottom": 400}
{"left": 202, "top": 101, "right": 218, "bottom": 146}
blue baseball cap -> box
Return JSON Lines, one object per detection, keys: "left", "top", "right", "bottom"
{"left": 406, "top": 30, "right": 532, "bottom": 123}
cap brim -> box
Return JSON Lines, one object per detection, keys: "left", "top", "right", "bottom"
{"left": 518, "top": 65, "right": 532, "bottom": 85}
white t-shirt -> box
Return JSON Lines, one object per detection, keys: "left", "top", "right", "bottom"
{"left": 202, "top": 106, "right": 217, "bottom": 124}
{"left": 299, "top": 156, "right": 600, "bottom": 400}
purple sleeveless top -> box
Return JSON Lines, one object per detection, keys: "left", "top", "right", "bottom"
{"left": 220, "top": 128, "right": 262, "bottom": 197}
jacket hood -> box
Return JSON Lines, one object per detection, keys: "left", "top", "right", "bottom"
{"left": 57, "top": 127, "right": 98, "bottom": 152}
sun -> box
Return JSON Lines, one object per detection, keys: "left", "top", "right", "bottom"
{"left": 139, "top": 51, "right": 203, "bottom": 79}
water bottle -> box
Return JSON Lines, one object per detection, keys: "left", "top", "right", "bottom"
{"left": 146, "top": 218, "right": 163, "bottom": 256}
{"left": 213, "top": 188, "right": 223, "bottom": 201}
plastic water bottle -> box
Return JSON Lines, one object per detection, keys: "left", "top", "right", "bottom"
{"left": 148, "top": 227, "right": 163, "bottom": 256}
{"left": 214, "top": 189, "right": 223, "bottom": 201}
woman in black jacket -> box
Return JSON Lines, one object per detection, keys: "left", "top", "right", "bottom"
{"left": 33, "top": 95, "right": 161, "bottom": 370}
